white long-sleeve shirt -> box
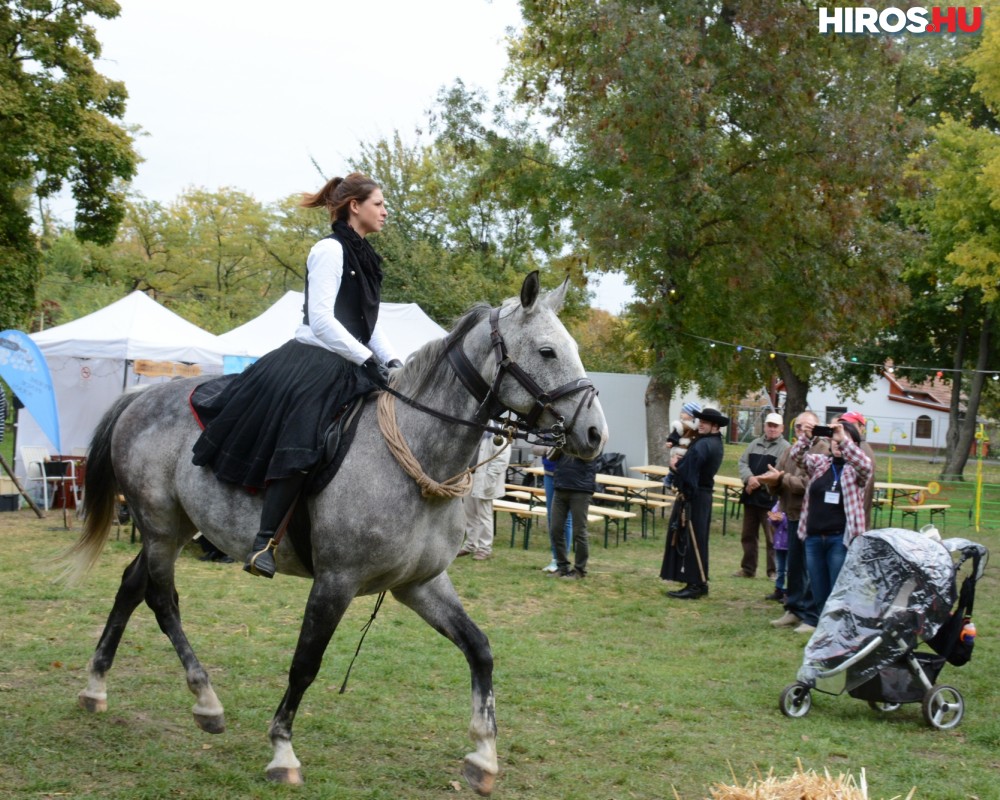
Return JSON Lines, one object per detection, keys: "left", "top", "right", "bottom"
{"left": 294, "top": 237, "right": 400, "bottom": 365}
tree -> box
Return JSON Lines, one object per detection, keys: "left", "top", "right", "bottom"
{"left": 510, "top": 0, "right": 919, "bottom": 458}
{"left": 0, "top": 0, "right": 138, "bottom": 329}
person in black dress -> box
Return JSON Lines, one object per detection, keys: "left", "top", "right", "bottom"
{"left": 660, "top": 407, "right": 728, "bottom": 599}
{"left": 191, "top": 173, "right": 402, "bottom": 578}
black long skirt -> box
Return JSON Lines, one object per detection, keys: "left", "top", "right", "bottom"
{"left": 660, "top": 490, "right": 712, "bottom": 584}
{"left": 191, "top": 340, "right": 377, "bottom": 490}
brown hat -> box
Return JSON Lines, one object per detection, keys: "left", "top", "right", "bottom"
{"left": 695, "top": 407, "right": 729, "bottom": 428}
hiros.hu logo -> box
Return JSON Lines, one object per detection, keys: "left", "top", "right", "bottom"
{"left": 818, "top": 6, "right": 983, "bottom": 33}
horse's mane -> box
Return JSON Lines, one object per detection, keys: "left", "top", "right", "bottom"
{"left": 393, "top": 303, "right": 492, "bottom": 399}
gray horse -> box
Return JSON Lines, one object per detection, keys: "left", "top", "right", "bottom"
{"left": 65, "top": 273, "right": 607, "bottom": 794}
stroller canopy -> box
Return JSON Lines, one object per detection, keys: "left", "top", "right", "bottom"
{"left": 799, "top": 528, "right": 958, "bottom": 687}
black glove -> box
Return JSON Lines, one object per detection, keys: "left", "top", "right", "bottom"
{"left": 362, "top": 356, "right": 390, "bottom": 388}
{"left": 387, "top": 359, "right": 403, "bottom": 369}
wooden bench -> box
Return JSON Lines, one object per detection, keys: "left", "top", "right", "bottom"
{"left": 587, "top": 505, "right": 638, "bottom": 547}
{"left": 493, "top": 499, "right": 600, "bottom": 550}
{"left": 897, "top": 503, "right": 951, "bottom": 532}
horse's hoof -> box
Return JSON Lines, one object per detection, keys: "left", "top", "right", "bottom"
{"left": 194, "top": 713, "right": 226, "bottom": 734}
{"left": 462, "top": 759, "right": 496, "bottom": 796}
{"left": 78, "top": 692, "right": 107, "bottom": 713}
{"left": 266, "top": 767, "right": 304, "bottom": 785}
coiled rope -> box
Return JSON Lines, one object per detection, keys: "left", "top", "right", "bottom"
{"left": 377, "top": 389, "right": 473, "bottom": 498}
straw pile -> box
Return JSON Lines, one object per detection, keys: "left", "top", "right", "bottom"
{"left": 699, "top": 764, "right": 917, "bottom": 800}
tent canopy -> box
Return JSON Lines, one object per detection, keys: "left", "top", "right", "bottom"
{"left": 31, "top": 291, "right": 226, "bottom": 365}
{"left": 216, "top": 291, "right": 447, "bottom": 359}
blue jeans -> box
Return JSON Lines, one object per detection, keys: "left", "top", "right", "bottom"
{"left": 543, "top": 473, "right": 572, "bottom": 558}
{"left": 774, "top": 549, "right": 788, "bottom": 592}
{"left": 784, "top": 521, "right": 818, "bottom": 625}
{"left": 803, "top": 532, "right": 848, "bottom": 617}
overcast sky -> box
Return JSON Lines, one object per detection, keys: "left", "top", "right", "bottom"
{"left": 79, "top": 0, "right": 633, "bottom": 313}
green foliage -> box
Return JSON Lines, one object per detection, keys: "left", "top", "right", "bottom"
{"left": 510, "top": 0, "right": 922, "bottom": 402}
{"left": 0, "top": 0, "right": 138, "bottom": 241}
{"left": 0, "top": 0, "right": 138, "bottom": 327}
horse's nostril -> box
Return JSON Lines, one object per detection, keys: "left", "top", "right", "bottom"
{"left": 587, "top": 426, "right": 603, "bottom": 449}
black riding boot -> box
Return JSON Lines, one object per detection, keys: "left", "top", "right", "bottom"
{"left": 244, "top": 472, "right": 307, "bottom": 579}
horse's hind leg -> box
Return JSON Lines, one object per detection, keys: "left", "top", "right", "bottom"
{"left": 142, "top": 547, "right": 225, "bottom": 734}
{"left": 393, "top": 573, "right": 498, "bottom": 797}
{"left": 78, "top": 551, "right": 149, "bottom": 713}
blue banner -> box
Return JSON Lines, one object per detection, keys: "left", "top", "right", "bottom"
{"left": 0, "top": 330, "right": 60, "bottom": 452}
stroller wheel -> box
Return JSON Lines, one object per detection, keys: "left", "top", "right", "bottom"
{"left": 922, "top": 685, "right": 964, "bottom": 730}
{"left": 868, "top": 701, "right": 901, "bottom": 713}
{"left": 779, "top": 682, "right": 812, "bottom": 718}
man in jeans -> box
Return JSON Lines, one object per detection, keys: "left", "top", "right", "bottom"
{"left": 760, "top": 411, "right": 824, "bottom": 632}
{"left": 734, "top": 412, "right": 790, "bottom": 578}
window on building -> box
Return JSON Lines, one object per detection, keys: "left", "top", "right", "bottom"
{"left": 915, "top": 415, "right": 932, "bottom": 439}
{"left": 826, "top": 406, "right": 846, "bottom": 423}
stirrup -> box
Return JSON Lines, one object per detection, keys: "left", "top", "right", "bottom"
{"left": 244, "top": 538, "right": 277, "bottom": 578}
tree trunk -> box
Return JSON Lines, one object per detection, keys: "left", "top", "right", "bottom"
{"left": 942, "top": 315, "right": 992, "bottom": 480}
{"left": 774, "top": 354, "right": 809, "bottom": 426}
{"left": 644, "top": 373, "right": 673, "bottom": 466}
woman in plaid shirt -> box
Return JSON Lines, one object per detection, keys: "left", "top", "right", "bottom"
{"left": 789, "top": 419, "right": 872, "bottom": 616}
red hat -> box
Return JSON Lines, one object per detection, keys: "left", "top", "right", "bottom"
{"left": 840, "top": 411, "right": 866, "bottom": 426}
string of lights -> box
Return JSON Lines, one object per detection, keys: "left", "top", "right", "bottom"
{"left": 679, "top": 331, "right": 1000, "bottom": 380}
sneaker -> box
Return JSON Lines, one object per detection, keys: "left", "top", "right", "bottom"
{"left": 472, "top": 551, "right": 492, "bottom": 561}
{"left": 560, "top": 569, "right": 584, "bottom": 580}
{"left": 541, "top": 561, "right": 559, "bottom": 573}
{"left": 456, "top": 546, "right": 475, "bottom": 557}
{"left": 794, "top": 623, "right": 817, "bottom": 634}
{"left": 770, "top": 611, "right": 801, "bottom": 628}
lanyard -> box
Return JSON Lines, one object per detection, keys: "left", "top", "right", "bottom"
{"left": 829, "top": 462, "right": 842, "bottom": 493}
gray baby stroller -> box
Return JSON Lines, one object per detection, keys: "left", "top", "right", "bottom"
{"left": 779, "top": 527, "right": 987, "bottom": 730}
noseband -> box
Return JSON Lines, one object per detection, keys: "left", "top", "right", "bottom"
{"left": 444, "top": 306, "right": 598, "bottom": 446}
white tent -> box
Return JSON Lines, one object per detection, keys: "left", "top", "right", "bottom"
{"left": 32, "top": 291, "right": 225, "bottom": 365}
{"left": 17, "top": 292, "right": 226, "bottom": 466}
{"left": 217, "top": 290, "right": 447, "bottom": 360}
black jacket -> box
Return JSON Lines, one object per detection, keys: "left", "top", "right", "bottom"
{"left": 552, "top": 454, "right": 598, "bottom": 493}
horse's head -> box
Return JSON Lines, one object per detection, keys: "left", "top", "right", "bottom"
{"left": 465, "top": 272, "right": 609, "bottom": 461}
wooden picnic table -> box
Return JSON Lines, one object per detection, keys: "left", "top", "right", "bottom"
{"left": 594, "top": 473, "right": 666, "bottom": 539}
{"left": 873, "top": 481, "right": 930, "bottom": 528}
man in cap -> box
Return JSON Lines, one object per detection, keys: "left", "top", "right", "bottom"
{"left": 734, "top": 411, "right": 790, "bottom": 579}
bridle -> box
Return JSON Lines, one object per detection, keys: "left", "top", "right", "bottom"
{"left": 382, "top": 305, "right": 598, "bottom": 448}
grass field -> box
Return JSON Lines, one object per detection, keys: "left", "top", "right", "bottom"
{"left": 1, "top": 473, "right": 997, "bottom": 800}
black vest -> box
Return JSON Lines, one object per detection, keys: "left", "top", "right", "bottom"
{"left": 303, "top": 230, "right": 381, "bottom": 345}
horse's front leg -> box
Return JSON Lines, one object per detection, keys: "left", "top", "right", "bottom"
{"left": 392, "top": 572, "right": 498, "bottom": 797}
{"left": 266, "top": 575, "right": 355, "bottom": 785}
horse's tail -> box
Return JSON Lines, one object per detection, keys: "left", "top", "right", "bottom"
{"left": 58, "top": 391, "right": 143, "bottom": 584}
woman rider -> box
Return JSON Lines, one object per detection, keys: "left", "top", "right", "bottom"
{"left": 191, "top": 173, "right": 401, "bottom": 578}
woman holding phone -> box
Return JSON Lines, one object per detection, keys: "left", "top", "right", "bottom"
{"left": 788, "top": 419, "right": 873, "bottom": 615}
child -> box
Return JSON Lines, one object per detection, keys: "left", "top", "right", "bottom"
{"left": 765, "top": 501, "right": 788, "bottom": 602}
{"left": 663, "top": 402, "right": 700, "bottom": 491}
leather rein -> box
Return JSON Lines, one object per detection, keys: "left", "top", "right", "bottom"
{"left": 381, "top": 306, "right": 598, "bottom": 448}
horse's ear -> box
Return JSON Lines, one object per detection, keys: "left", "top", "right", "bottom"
{"left": 544, "top": 278, "right": 570, "bottom": 313}
{"left": 520, "top": 271, "right": 541, "bottom": 310}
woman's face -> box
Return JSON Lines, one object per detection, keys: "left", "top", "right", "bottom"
{"left": 350, "top": 188, "right": 388, "bottom": 236}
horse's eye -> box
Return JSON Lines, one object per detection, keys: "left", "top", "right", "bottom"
{"left": 539, "top": 347, "right": 557, "bottom": 359}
